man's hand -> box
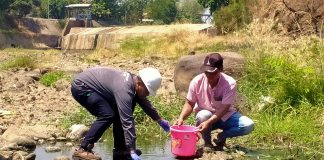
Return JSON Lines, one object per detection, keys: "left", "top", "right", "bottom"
{"left": 173, "top": 118, "right": 184, "bottom": 126}
{"left": 197, "top": 121, "right": 210, "bottom": 132}
{"left": 158, "top": 119, "right": 170, "bottom": 132}
{"left": 130, "top": 151, "right": 141, "bottom": 160}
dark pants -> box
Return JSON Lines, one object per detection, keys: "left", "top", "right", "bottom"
{"left": 71, "top": 82, "right": 127, "bottom": 151}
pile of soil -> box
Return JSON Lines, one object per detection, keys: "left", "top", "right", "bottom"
{"left": 258, "top": 0, "right": 324, "bottom": 37}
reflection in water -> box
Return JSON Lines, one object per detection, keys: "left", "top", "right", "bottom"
{"left": 33, "top": 131, "right": 320, "bottom": 160}
{"left": 34, "top": 139, "right": 176, "bottom": 160}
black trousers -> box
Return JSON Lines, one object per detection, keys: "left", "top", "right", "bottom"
{"left": 71, "top": 82, "right": 128, "bottom": 151}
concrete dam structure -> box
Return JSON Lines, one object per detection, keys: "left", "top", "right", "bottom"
{"left": 61, "top": 24, "right": 215, "bottom": 50}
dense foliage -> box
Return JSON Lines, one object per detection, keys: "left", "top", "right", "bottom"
{"left": 213, "top": 0, "right": 255, "bottom": 34}
{"left": 147, "top": 0, "right": 177, "bottom": 24}
{"left": 197, "top": 0, "right": 229, "bottom": 14}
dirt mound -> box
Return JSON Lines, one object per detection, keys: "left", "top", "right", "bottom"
{"left": 258, "top": 0, "right": 324, "bottom": 37}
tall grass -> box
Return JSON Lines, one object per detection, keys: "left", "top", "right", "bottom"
{"left": 88, "top": 30, "right": 231, "bottom": 60}
{"left": 235, "top": 19, "right": 324, "bottom": 150}
{"left": 0, "top": 56, "right": 36, "bottom": 70}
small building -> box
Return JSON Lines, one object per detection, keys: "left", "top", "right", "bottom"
{"left": 65, "top": 4, "right": 92, "bottom": 20}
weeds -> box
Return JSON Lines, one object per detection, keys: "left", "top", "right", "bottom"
{"left": 236, "top": 19, "right": 324, "bottom": 151}
{"left": 0, "top": 56, "right": 36, "bottom": 70}
{"left": 40, "top": 71, "right": 66, "bottom": 87}
{"left": 120, "top": 36, "right": 151, "bottom": 57}
{"left": 61, "top": 105, "right": 96, "bottom": 129}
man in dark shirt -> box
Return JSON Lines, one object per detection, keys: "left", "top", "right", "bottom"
{"left": 71, "top": 67, "right": 170, "bottom": 160}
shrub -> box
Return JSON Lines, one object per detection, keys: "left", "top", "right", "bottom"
{"left": 213, "top": 0, "right": 256, "bottom": 34}
{"left": 40, "top": 71, "right": 65, "bottom": 87}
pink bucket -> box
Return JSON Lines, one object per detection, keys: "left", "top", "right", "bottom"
{"left": 170, "top": 125, "right": 200, "bottom": 157}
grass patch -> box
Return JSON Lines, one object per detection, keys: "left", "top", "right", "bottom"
{"left": 61, "top": 105, "right": 96, "bottom": 129}
{"left": 120, "top": 36, "right": 151, "bottom": 57}
{"left": 40, "top": 71, "right": 66, "bottom": 87}
{"left": 251, "top": 105, "right": 322, "bottom": 145}
{"left": 118, "top": 31, "right": 234, "bottom": 58}
{"left": 239, "top": 54, "right": 323, "bottom": 111}
{"left": 0, "top": 56, "right": 36, "bottom": 70}
{"left": 235, "top": 19, "right": 324, "bottom": 152}
{"left": 203, "top": 42, "right": 228, "bottom": 52}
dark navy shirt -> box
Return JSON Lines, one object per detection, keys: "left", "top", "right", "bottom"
{"left": 72, "top": 67, "right": 161, "bottom": 149}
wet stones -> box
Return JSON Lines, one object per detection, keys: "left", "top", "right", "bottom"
{"left": 45, "top": 146, "right": 61, "bottom": 152}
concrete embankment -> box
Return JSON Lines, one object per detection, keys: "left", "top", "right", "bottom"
{"left": 61, "top": 24, "right": 216, "bottom": 50}
{"left": 0, "top": 16, "right": 63, "bottom": 49}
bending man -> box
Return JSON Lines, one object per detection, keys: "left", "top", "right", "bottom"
{"left": 71, "top": 67, "right": 170, "bottom": 160}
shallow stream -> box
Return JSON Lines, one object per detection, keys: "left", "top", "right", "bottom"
{"left": 33, "top": 132, "right": 322, "bottom": 160}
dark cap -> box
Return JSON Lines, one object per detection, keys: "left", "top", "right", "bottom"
{"left": 200, "top": 53, "right": 223, "bottom": 72}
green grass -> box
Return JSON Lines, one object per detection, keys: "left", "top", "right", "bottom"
{"left": 120, "top": 36, "right": 151, "bottom": 57}
{"left": 0, "top": 56, "right": 36, "bottom": 70}
{"left": 235, "top": 25, "right": 324, "bottom": 152}
{"left": 60, "top": 105, "right": 96, "bottom": 129}
{"left": 40, "top": 71, "right": 66, "bottom": 87}
{"left": 251, "top": 105, "right": 322, "bottom": 145}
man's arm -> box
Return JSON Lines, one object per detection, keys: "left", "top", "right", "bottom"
{"left": 174, "top": 99, "right": 195, "bottom": 125}
{"left": 136, "top": 96, "right": 161, "bottom": 121}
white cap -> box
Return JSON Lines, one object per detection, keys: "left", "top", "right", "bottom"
{"left": 138, "top": 67, "right": 162, "bottom": 96}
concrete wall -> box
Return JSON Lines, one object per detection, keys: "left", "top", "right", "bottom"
{"left": 0, "top": 32, "right": 59, "bottom": 49}
{"left": 61, "top": 24, "right": 216, "bottom": 50}
{"left": 0, "top": 17, "right": 63, "bottom": 49}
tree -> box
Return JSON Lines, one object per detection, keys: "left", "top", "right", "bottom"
{"left": 50, "top": 0, "right": 68, "bottom": 19}
{"left": 147, "top": 0, "right": 177, "bottom": 24}
{"left": 177, "top": 0, "right": 204, "bottom": 23}
{"left": 213, "top": 0, "right": 254, "bottom": 34}
{"left": 91, "top": 0, "right": 110, "bottom": 20}
{"left": 38, "top": 0, "right": 80, "bottom": 19}
{"left": 91, "top": 0, "right": 121, "bottom": 23}
{"left": 0, "top": 0, "right": 14, "bottom": 11}
{"left": 120, "top": 0, "right": 148, "bottom": 24}
{"left": 197, "top": 0, "right": 229, "bottom": 14}
{"left": 10, "top": 0, "right": 33, "bottom": 17}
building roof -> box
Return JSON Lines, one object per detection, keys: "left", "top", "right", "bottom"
{"left": 65, "top": 4, "right": 91, "bottom": 8}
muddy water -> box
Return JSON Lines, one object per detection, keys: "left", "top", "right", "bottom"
{"left": 34, "top": 141, "right": 321, "bottom": 160}
{"left": 33, "top": 132, "right": 321, "bottom": 160}
{"left": 35, "top": 138, "right": 174, "bottom": 160}
{"left": 35, "top": 142, "right": 175, "bottom": 160}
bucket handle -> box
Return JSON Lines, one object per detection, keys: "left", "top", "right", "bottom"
{"left": 194, "top": 128, "right": 201, "bottom": 142}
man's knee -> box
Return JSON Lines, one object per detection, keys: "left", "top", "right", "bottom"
{"left": 239, "top": 116, "right": 254, "bottom": 135}
{"left": 195, "top": 110, "right": 213, "bottom": 125}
